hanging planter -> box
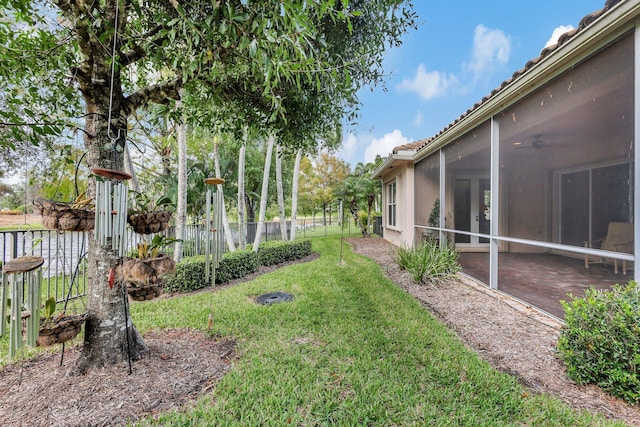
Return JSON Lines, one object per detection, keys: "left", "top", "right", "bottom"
{"left": 127, "top": 210, "right": 173, "bottom": 234}
{"left": 120, "top": 250, "right": 176, "bottom": 301}
{"left": 33, "top": 198, "right": 95, "bottom": 232}
{"left": 36, "top": 251, "right": 89, "bottom": 350}
{"left": 126, "top": 282, "right": 163, "bottom": 301}
{"left": 37, "top": 312, "right": 87, "bottom": 347}
{"left": 32, "top": 153, "right": 98, "bottom": 232}
{"left": 127, "top": 192, "right": 174, "bottom": 235}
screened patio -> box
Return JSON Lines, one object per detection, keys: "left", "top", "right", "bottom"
{"left": 412, "top": 29, "right": 636, "bottom": 319}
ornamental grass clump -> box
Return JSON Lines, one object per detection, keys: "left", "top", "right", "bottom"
{"left": 557, "top": 280, "right": 640, "bottom": 404}
{"left": 396, "top": 240, "right": 461, "bottom": 285}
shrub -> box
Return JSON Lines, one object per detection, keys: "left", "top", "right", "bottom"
{"left": 164, "top": 241, "right": 311, "bottom": 293}
{"left": 215, "top": 249, "right": 259, "bottom": 284}
{"left": 164, "top": 250, "right": 259, "bottom": 293}
{"left": 163, "top": 255, "right": 207, "bottom": 293}
{"left": 395, "top": 240, "right": 461, "bottom": 285}
{"left": 258, "top": 239, "right": 312, "bottom": 266}
{"left": 557, "top": 281, "right": 640, "bottom": 403}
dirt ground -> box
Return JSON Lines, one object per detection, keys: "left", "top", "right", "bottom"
{"left": 0, "top": 213, "right": 40, "bottom": 228}
{"left": 0, "top": 234, "right": 638, "bottom": 426}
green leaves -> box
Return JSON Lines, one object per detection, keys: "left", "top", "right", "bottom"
{"left": 558, "top": 281, "right": 640, "bottom": 403}
{"left": 396, "top": 240, "right": 461, "bottom": 286}
{"left": 42, "top": 297, "right": 56, "bottom": 322}
{"left": 0, "top": 0, "right": 416, "bottom": 160}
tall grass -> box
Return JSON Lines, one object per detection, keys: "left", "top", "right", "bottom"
{"left": 396, "top": 239, "right": 461, "bottom": 285}
{"left": 129, "top": 237, "right": 619, "bottom": 426}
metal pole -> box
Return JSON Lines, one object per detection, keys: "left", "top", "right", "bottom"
{"left": 204, "top": 188, "right": 212, "bottom": 283}
{"left": 339, "top": 199, "right": 344, "bottom": 264}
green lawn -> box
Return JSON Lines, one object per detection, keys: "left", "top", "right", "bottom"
{"left": 129, "top": 236, "right": 624, "bottom": 426}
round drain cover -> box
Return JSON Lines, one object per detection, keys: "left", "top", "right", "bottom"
{"left": 256, "top": 292, "right": 294, "bottom": 305}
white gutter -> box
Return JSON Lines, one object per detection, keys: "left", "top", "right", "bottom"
{"left": 371, "top": 150, "right": 415, "bottom": 179}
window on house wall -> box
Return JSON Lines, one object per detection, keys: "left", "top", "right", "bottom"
{"left": 387, "top": 180, "right": 397, "bottom": 227}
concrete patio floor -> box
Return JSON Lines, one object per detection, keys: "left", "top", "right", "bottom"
{"left": 458, "top": 252, "right": 633, "bottom": 319}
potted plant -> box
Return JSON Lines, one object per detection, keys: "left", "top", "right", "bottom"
{"left": 33, "top": 192, "right": 95, "bottom": 231}
{"left": 37, "top": 297, "right": 87, "bottom": 347}
{"left": 127, "top": 191, "right": 175, "bottom": 235}
{"left": 121, "top": 234, "right": 180, "bottom": 301}
{"left": 423, "top": 198, "right": 440, "bottom": 242}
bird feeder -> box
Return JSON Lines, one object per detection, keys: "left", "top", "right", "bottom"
{"left": 204, "top": 177, "right": 225, "bottom": 286}
{"left": 91, "top": 168, "right": 132, "bottom": 257}
{"left": 1, "top": 256, "right": 44, "bottom": 358}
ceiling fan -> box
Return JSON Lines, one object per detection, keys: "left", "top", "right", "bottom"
{"left": 513, "top": 135, "right": 550, "bottom": 150}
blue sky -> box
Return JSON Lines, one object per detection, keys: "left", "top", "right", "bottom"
{"left": 336, "top": 0, "right": 606, "bottom": 167}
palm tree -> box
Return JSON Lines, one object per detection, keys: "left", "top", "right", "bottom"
{"left": 360, "top": 177, "right": 381, "bottom": 236}
{"left": 348, "top": 161, "right": 382, "bottom": 236}
{"left": 341, "top": 175, "right": 368, "bottom": 237}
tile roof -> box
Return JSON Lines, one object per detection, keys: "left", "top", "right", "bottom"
{"left": 392, "top": 138, "right": 431, "bottom": 154}
{"left": 391, "top": 0, "right": 623, "bottom": 156}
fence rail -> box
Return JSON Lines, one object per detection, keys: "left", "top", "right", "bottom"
{"left": 1, "top": 217, "right": 360, "bottom": 304}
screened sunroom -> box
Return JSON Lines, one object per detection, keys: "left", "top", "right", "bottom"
{"left": 377, "top": 1, "right": 639, "bottom": 318}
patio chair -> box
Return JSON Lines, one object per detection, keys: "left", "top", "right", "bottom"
{"left": 584, "top": 222, "right": 634, "bottom": 274}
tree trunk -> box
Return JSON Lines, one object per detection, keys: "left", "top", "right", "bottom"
{"left": 289, "top": 149, "right": 301, "bottom": 241}
{"left": 275, "top": 145, "right": 287, "bottom": 241}
{"left": 237, "top": 139, "right": 246, "bottom": 249}
{"left": 245, "top": 194, "right": 256, "bottom": 223}
{"left": 75, "top": 100, "right": 148, "bottom": 374}
{"left": 367, "top": 193, "right": 375, "bottom": 237}
{"left": 213, "top": 138, "right": 236, "bottom": 252}
{"left": 349, "top": 197, "right": 367, "bottom": 237}
{"left": 322, "top": 202, "right": 327, "bottom": 226}
{"left": 173, "top": 99, "right": 187, "bottom": 262}
{"left": 253, "top": 135, "right": 274, "bottom": 251}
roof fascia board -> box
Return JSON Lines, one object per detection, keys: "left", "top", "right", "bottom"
{"left": 394, "top": 150, "right": 416, "bottom": 159}
{"left": 414, "top": 1, "right": 640, "bottom": 163}
{"left": 372, "top": 157, "right": 395, "bottom": 178}
{"left": 372, "top": 152, "right": 414, "bottom": 179}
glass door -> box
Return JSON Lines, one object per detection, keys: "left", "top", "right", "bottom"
{"left": 454, "top": 176, "right": 491, "bottom": 246}
{"left": 559, "top": 162, "right": 631, "bottom": 246}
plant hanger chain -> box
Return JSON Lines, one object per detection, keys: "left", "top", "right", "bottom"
{"left": 106, "top": 0, "right": 122, "bottom": 167}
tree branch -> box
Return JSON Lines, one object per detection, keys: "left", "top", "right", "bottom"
{"left": 123, "top": 78, "right": 183, "bottom": 115}
{"left": 119, "top": 44, "right": 146, "bottom": 66}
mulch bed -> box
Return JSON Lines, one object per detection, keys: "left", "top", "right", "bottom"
{"left": 0, "top": 329, "right": 234, "bottom": 427}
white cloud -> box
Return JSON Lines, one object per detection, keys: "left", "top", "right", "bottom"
{"left": 465, "top": 24, "right": 511, "bottom": 80}
{"left": 364, "top": 129, "right": 411, "bottom": 164}
{"left": 397, "top": 64, "right": 458, "bottom": 100}
{"left": 414, "top": 110, "right": 424, "bottom": 127}
{"left": 544, "top": 25, "right": 574, "bottom": 48}
{"left": 336, "top": 133, "right": 360, "bottom": 165}
{"left": 398, "top": 25, "right": 511, "bottom": 101}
